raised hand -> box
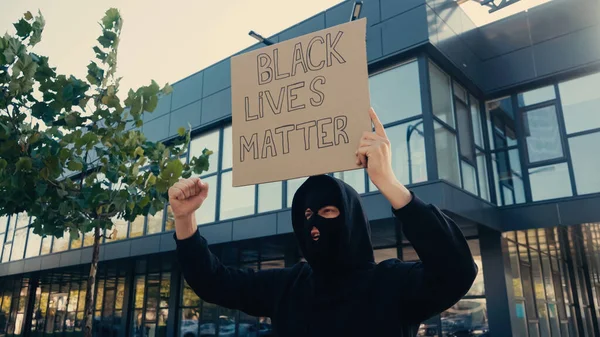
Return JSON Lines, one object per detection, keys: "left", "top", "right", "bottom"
{"left": 168, "top": 177, "right": 209, "bottom": 221}
{"left": 356, "top": 107, "right": 397, "bottom": 189}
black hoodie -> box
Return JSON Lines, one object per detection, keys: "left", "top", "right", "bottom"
{"left": 175, "top": 175, "right": 478, "bottom": 336}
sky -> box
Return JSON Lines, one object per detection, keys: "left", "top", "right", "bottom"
{"left": 0, "top": 0, "right": 550, "bottom": 95}
{"left": 0, "top": 0, "right": 344, "bottom": 96}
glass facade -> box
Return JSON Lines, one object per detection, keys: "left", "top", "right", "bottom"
{"left": 504, "top": 224, "right": 600, "bottom": 337}
{"left": 429, "top": 62, "right": 490, "bottom": 200}
{"left": 0, "top": 275, "right": 30, "bottom": 337}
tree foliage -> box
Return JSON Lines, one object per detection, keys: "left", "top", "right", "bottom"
{"left": 0, "top": 9, "right": 212, "bottom": 242}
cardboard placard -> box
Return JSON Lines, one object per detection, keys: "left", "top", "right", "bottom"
{"left": 230, "top": 18, "right": 371, "bottom": 187}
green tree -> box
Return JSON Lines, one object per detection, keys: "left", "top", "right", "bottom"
{"left": 0, "top": 9, "right": 212, "bottom": 337}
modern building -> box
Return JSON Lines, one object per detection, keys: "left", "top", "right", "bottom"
{"left": 1, "top": 0, "right": 600, "bottom": 336}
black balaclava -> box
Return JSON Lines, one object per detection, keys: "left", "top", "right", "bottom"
{"left": 291, "top": 175, "right": 375, "bottom": 276}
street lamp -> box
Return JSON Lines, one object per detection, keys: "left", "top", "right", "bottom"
{"left": 350, "top": 1, "right": 363, "bottom": 21}
{"left": 248, "top": 30, "right": 274, "bottom": 46}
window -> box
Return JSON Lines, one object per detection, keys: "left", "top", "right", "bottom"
{"left": 190, "top": 129, "right": 220, "bottom": 175}
{"left": 368, "top": 60, "right": 422, "bottom": 125}
{"left": 2, "top": 215, "right": 16, "bottom": 262}
{"left": 40, "top": 236, "right": 52, "bottom": 255}
{"left": 558, "top": 72, "right": 600, "bottom": 134}
{"left": 129, "top": 216, "right": 145, "bottom": 238}
{"left": 461, "top": 161, "right": 478, "bottom": 195}
{"left": 52, "top": 235, "right": 69, "bottom": 253}
{"left": 106, "top": 217, "right": 129, "bottom": 242}
{"left": 371, "top": 120, "right": 428, "bottom": 190}
{"left": 441, "top": 299, "right": 488, "bottom": 336}
{"left": 429, "top": 63, "right": 454, "bottom": 127}
{"left": 196, "top": 175, "right": 217, "bottom": 224}
{"left": 0, "top": 216, "right": 7, "bottom": 262}
{"left": 131, "top": 257, "right": 172, "bottom": 337}
{"left": 486, "top": 97, "right": 526, "bottom": 205}
{"left": 471, "top": 96, "right": 484, "bottom": 148}
{"left": 522, "top": 105, "right": 564, "bottom": 163}
{"left": 257, "top": 181, "right": 282, "bottom": 213}
{"left": 222, "top": 126, "right": 233, "bottom": 170}
{"left": 434, "top": 121, "right": 461, "bottom": 186}
{"left": 146, "top": 208, "right": 165, "bottom": 235}
{"left": 518, "top": 85, "right": 556, "bottom": 107}
{"left": 529, "top": 163, "right": 573, "bottom": 201}
{"left": 569, "top": 132, "right": 600, "bottom": 195}
{"left": 286, "top": 177, "right": 307, "bottom": 208}
{"left": 25, "top": 228, "right": 42, "bottom": 258}
{"left": 456, "top": 95, "right": 475, "bottom": 162}
{"left": 476, "top": 151, "right": 490, "bottom": 201}
{"left": 10, "top": 228, "right": 27, "bottom": 261}
{"left": 334, "top": 169, "right": 366, "bottom": 194}
{"left": 220, "top": 171, "right": 255, "bottom": 220}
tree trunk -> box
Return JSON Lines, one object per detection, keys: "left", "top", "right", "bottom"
{"left": 83, "top": 225, "right": 101, "bottom": 337}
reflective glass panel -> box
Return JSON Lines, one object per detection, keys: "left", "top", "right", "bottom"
{"left": 222, "top": 126, "right": 233, "bottom": 170}
{"left": 569, "top": 132, "right": 600, "bottom": 195}
{"left": 195, "top": 175, "right": 217, "bottom": 225}
{"left": 190, "top": 129, "right": 220, "bottom": 175}
{"left": 368, "top": 60, "right": 422, "bottom": 125}
{"left": 456, "top": 97, "right": 475, "bottom": 162}
{"left": 430, "top": 63, "right": 454, "bottom": 127}
{"left": 470, "top": 96, "right": 484, "bottom": 147}
{"left": 441, "top": 299, "right": 488, "bottom": 336}
{"left": 147, "top": 208, "right": 165, "bottom": 235}
{"left": 518, "top": 85, "right": 555, "bottom": 107}
{"left": 559, "top": 72, "right": 600, "bottom": 134}
{"left": 435, "top": 122, "right": 461, "bottom": 186}
{"left": 334, "top": 169, "right": 365, "bottom": 194}
{"left": 52, "top": 235, "right": 69, "bottom": 253}
{"left": 10, "top": 228, "right": 27, "bottom": 261}
{"left": 25, "top": 230, "right": 42, "bottom": 258}
{"left": 476, "top": 151, "right": 490, "bottom": 201}
{"left": 0, "top": 215, "right": 7, "bottom": 233}
{"left": 220, "top": 171, "right": 255, "bottom": 220}
{"left": 41, "top": 236, "right": 52, "bottom": 254}
{"left": 129, "top": 217, "right": 145, "bottom": 238}
{"left": 523, "top": 105, "right": 563, "bottom": 163}
{"left": 461, "top": 161, "right": 478, "bottom": 195}
{"left": 286, "top": 177, "right": 308, "bottom": 208}
{"left": 257, "top": 181, "right": 282, "bottom": 213}
{"left": 466, "top": 240, "right": 485, "bottom": 296}
{"left": 529, "top": 163, "right": 572, "bottom": 201}
{"left": 106, "top": 217, "right": 128, "bottom": 242}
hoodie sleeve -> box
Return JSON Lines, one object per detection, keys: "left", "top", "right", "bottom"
{"left": 175, "top": 230, "right": 289, "bottom": 317}
{"left": 390, "top": 192, "right": 478, "bottom": 323}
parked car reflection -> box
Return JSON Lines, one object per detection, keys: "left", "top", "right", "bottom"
{"left": 180, "top": 315, "right": 273, "bottom": 337}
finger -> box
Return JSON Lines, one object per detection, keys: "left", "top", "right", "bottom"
{"left": 175, "top": 180, "right": 190, "bottom": 199}
{"left": 198, "top": 179, "right": 209, "bottom": 195}
{"left": 359, "top": 138, "right": 374, "bottom": 148}
{"left": 356, "top": 147, "right": 368, "bottom": 168}
{"left": 170, "top": 186, "right": 185, "bottom": 200}
{"left": 194, "top": 178, "right": 202, "bottom": 196}
{"left": 182, "top": 179, "right": 196, "bottom": 197}
{"left": 361, "top": 131, "right": 378, "bottom": 140}
{"left": 369, "top": 107, "right": 388, "bottom": 139}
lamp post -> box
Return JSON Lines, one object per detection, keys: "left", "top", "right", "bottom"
{"left": 406, "top": 120, "right": 424, "bottom": 185}
{"left": 350, "top": 1, "right": 363, "bottom": 21}
{"left": 248, "top": 30, "right": 274, "bottom": 46}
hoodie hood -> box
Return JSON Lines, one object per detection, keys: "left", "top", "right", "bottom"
{"left": 291, "top": 175, "right": 375, "bottom": 274}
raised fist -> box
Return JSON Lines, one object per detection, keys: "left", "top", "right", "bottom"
{"left": 168, "top": 177, "right": 209, "bottom": 220}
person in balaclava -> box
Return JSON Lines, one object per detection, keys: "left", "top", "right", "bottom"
{"left": 170, "top": 108, "right": 478, "bottom": 337}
